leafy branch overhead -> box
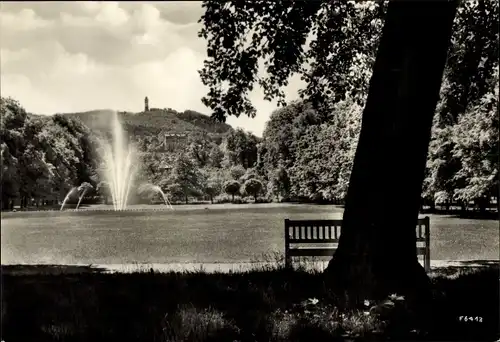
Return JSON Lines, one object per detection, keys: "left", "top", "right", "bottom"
{"left": 198, "top": 1, "right": 386, "bottom": 122}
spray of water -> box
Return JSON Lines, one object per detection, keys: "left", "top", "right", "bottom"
{"left": 137, "top": 183, "right": 174, "bottom": 209}
{"left": 60, "top": 111, "right": 172, "bottom": 211}
{"left": 156, "top": 186, "right": 174, "bottom": 209}
{"left": 76, "top": 182, "right": 94, "bottom": 210}
{"left": 99, "top": 111, "right": 137, "bottom": 211}
{"left": 60, "top": 187, "right": 78, "bottom": 211}
{"left": 76, "top": 188, "right": 89, "bottom": 210}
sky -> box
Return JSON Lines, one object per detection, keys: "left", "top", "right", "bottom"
{"left": 0, "top": 1, "right": 306, "bottom": 137}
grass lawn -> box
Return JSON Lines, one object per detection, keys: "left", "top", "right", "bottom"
{"left": 2, "top": 205, "right": 498, "bottom": 264}
{"left": 1, "top": 262, "right": 498, "bottom": 342}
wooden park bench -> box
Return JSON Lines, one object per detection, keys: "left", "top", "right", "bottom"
{"left": 284, "top": 217, "right": 431, "bottom": 272}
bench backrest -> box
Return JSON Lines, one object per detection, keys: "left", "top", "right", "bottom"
{"left": 284, "top": 217, "right": 431, "bottom": 271}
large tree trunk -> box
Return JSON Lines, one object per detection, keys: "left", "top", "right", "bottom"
{"left": 325, "top": 0, "right": 457, "bottom": 311}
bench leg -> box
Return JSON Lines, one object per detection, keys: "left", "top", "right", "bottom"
{"left": 425, "top": 254, "right": 431, "bottom": 273}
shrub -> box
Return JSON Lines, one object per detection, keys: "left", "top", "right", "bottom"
{"left": 223, "top": 180, "right": 240, "bottom": 202}
{"left": 229, "top": 165, "right": 245, "bottom": 181}
{"left": 244, "top": 178, "right": 263, "bottom": 201}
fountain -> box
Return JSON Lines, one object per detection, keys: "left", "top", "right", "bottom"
{"left": 76, "top": 182, "right": 94, "bottom": 210}
{"left": 58, "top": 111, "right": 173, "bottom": 212}
{"left": 99, "top": 111, "right": 137, "bottom": 211}
{"left": 137, "top": 183, "right": 174, "bottom": 209}
{"left": 60, "top": 187, "right": 78, "bottom": 211}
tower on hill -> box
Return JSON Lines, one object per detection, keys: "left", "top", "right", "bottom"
{"left": 144, "top": 96, "right": 149, "bottom": 112}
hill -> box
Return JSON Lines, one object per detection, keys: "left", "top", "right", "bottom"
{"left": 59, "top": 108, "right": 233, "bottom": 139}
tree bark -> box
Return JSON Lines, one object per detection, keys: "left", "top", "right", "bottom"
{"left": 325, "top": 0, "right": 457, "bottom": 312}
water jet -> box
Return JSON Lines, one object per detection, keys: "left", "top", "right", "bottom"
{"left": 99, "top": 111, "right": 136, "bottom": 211}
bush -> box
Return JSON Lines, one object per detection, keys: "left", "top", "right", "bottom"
{"left": 244, "top": 179, "right": 264, "bottom": 201}
{"left": 229, "top": 165, "right": 245, "bottom": 181}
{"left": 213, "top": 194, "right": 248, "bottom": 204}
{"left": 223, "top": 180, "right": 240, "bottom": 202}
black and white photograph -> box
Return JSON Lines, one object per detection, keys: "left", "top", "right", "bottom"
{"left": 0, "top": 1, "right": 498, "bottom": 341}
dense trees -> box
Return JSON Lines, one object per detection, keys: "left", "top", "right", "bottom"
{"left": 259, "top": 99, "right": 363, "bottom": 202}
{"left": 135, "top": 126, "right": 262, "bottom": 204}
{"left": 248, "top": 1, "right": 499, "bottom": 212}
{"left": 1, "top": 98, "right": 99, "bottom": 209}
{"left": 165, "top": 153, "right": 201, "bottom": 204}
{"left": 422, "top": 0, "right": 499, "bottom": 213}
{"left": 224, "top": 128, "right": 259, "bottom": 168}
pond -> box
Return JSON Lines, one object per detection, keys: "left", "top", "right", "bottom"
{"left": 1, "top": 203, "right": 498, "bottom": 267}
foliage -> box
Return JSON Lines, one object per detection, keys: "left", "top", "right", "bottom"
{"left": 199, "top": 168, "right": 225, "bottom": 203}
{"left": 78, "top": 182, "right": 94, "bottom": 195}
{"left": 223, "top": 180, "right": 241, "bottom": 201}
{"left": 0, "top": 97, "right": 99, "bottom": 209}
{"left": 0, "top": 96, "right": 268, "bottom": 209}
{"left": 198, "top": 1, "right": 386, "bottom": 121}
{"left": 267, "top": 166, "right": 291, "bottom": 201}
{"left": 224, "top": 128, "right": 260, "bottom": 168}
{"left": 198, "top": 0, "right": 498, "bottom": 208}
{"left": 438, "top": 0, "right": 499, "bottom": 126}
{"left": 243, "top": 178, "right": 263, "bottom": 201}
{"left": 229, "top": 165, "right": 245, "bottom": 181}
{"left": 240, "top": 167, "right": 259, "bottom": 183}
{"left": 168, "top": 153, "right": 202, "bottom": 203}
{"left": 451, "top": 68, "right": 499, "bottom": 203}
{"left": 186, "top": 131, "right": 213, "bottom": 168}
{"left": 208, "top": 144, "right": 224, "bottom": 168}
{"left": 259, "top": 99, "right": 362, "bottom": 202}
{"left": 2, "top": 0, "right": 497, "bottom": 209}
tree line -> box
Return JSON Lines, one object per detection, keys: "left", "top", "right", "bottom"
{"left": 2, "top": 68, "right": 497, "bottom": 210}
{"left": 135, "top": 127, "right": 263, "bottom": 204}
{"left": 1, "top": 97, "right": 99, "bottom": 210}
{"left": 1, "top": 1, "right": 497, "bottom": 211}
{"left": 0, "top": 98, "right": 264, "bottom": 209}
{"left": 242, "top": 0, "right": 499, "bottom": 213}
